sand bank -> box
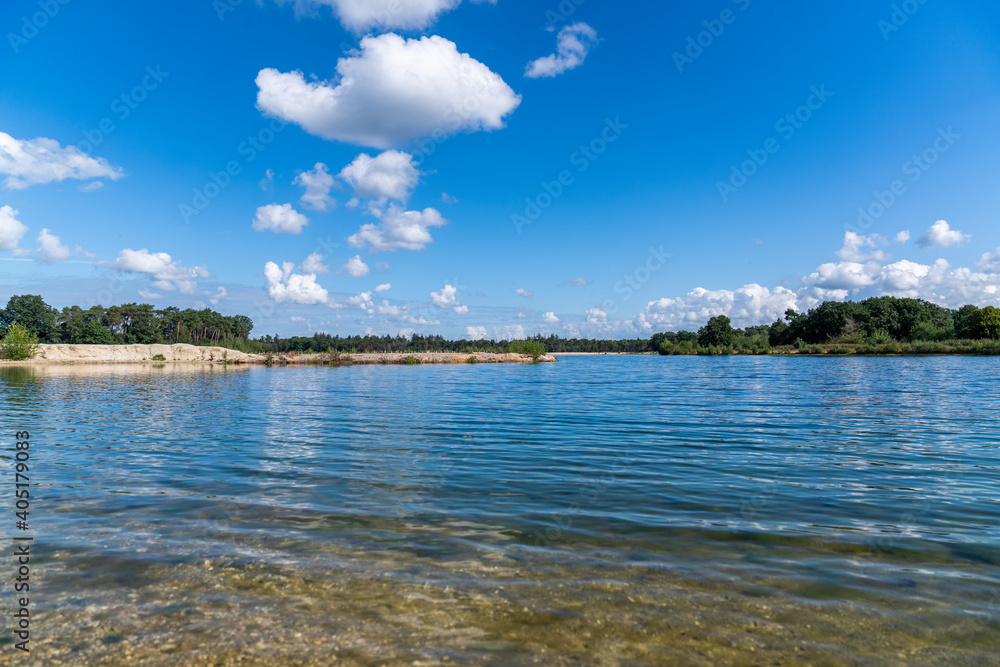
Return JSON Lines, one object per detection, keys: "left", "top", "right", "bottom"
{"left": 1, "top": 344, "right": 555, "bottom": 366}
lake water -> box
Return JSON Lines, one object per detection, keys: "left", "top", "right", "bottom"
{"left": 2, "top": 356, "right": 999, "bottom": 665}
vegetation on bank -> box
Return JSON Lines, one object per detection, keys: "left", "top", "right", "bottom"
{"left": 651, "top": 297, "right": 1000, "bottom": 356}
{"left": 0, "top": 323, "right": 40, "bottom": 360}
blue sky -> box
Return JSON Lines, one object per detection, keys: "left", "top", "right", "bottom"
{"left": 2, "top": 0, "right": 999, "bottom": 339}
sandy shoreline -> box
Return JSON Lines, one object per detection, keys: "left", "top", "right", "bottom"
{"left": 0, "top": 344, "right": 556, "bottom": 366}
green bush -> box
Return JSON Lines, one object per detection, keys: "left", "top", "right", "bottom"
{"left": 866, "top": 329, "right": 895, "bottom": 345}
{"left": 151, "top": 353, "right": 166, "bottom": 361}
{"left": 0, "top": 323, "right": 40, "bottom": 360}
{"left": 507, "top": 340, "right": 546, "bottom": 360}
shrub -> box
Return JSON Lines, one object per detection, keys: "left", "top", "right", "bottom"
{"left": 0, "top": 323, "right": 40, "bottom": 360}
{"left": 465, "top": 356, "right": 477, "bottom": 364}
{"left": 508, "top": 340, "right": 546, "bottom": 360}
{"left": 405, "top": 356, "right": 419, "bottom": 365}
{"left": 151, "top": 353, "right": 166, "bottom": 361}
{"left": 866, "top": 329, "right": 895, "bottom": 345}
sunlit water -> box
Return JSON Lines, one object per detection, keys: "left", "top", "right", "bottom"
{"left": 1, "top": 357, "right": 999, "bottom": 665}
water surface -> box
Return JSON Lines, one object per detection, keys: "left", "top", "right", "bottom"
{"left": 2, "top": 357, "right": 998, "bottom": 665}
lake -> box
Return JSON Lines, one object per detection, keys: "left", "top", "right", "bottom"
{"left": 2, "top": 356, "right": 999, "bottom": 665}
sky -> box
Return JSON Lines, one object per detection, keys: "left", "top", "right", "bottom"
{"left": 1, "top": 0, "right": 999, "bottom": 340}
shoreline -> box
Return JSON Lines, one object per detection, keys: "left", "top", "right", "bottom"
{"left": 0, "top": 344, "right": 556, "bottom": 366}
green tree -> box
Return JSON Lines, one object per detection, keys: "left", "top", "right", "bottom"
{"left": 971, "top": 306, "right": 1000, "bottom": 339}
{"left": 698, "top": 315, "right": 733, "bottom": 347}
{"left": 0, "top": 323, "right": 40, "bottom": 360}
{"left": 1, "top": 295, "right": 58, "bottom": 342}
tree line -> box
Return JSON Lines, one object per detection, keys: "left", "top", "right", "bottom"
{"left": 653, "top": 297, "right": 1000, "bottom": 355}
{"left": 0, "top": 295, "right": 254, "bottom": 348}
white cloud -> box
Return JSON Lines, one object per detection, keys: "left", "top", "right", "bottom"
{"left": 348, "top": 290, "right": 374, "bottom": 314}
{"left": 977, "top": 248, "right": 1000, "bottom": 273}
{"left": 294, "top": 163, "right": 336, "bottom": 211}
{"left": 454, "top": 305, "right": 469, "bottom": 315}
{"left": 80, "top": 181, "right": 104, "bottom": 192}
{"left": 638, "top": 284, "right": 801, "bottom": 331}
{"left": 107, "top": 249, "right": 210, "bottom": 294}
{"left": 210, "top": 286, "right": 227, "bottom": 305}
{"left": 300, "top": 252, "right": 331, "bottom": 274}
{"left": 0, "top": 132, "right": 123, "bottom": 190}
{"left": 259, "top": 168, "right": 275, "bottom": 190}
{"left": 137, "top": 289, "right": 162, "bottom": 300}
{"left": 917, "top": 220, "right": 970, "bottom": 249}
{"left": 276, "top": 0, "right": 487, "bottom": 32}
{"left": 256, "top": 33, "right": 521, "bottom": 149}
{"left": 514, "top": 288, "right": 533, "bottom": 298}
{"left": 377, "top": 300, "right": 440, "bottom": 326}
{"left": 563, "top": 277, "right": 588, "bottom": 287}
{"left": 342, "top": 255, "right": 371, "bottom": 277}
{"left": 495, "top": 324, "right": 526, "bottom": 340}
{"left": 430, "top": 283, "right": 467, "bottom": 314}
{"left": 346, "top": 205, "right": 446, "bottom": 252}
{"left": 264, "top": 261, "right": 330, "bottom": 305}
{"left": 837, "top": 231, "right": 888, "bottom": 262}
{"left": 894, "top": 230, "right": 911, "bottom": 243}
{"left": 806, "top": 261, "right": 878, "bottom": 290}
{"left": 339, "top": 150, "right": 419, "bottom": 203}
{"left": 253, "top": 203, "right": 309, "bottom": 234}
{"left": 585, "top": 307, "right": 608, "bottom": 324}
{"left": 465, "top": 325, "right": 487, "bottom": 340}
{"left": 36, "top": 228, "right": 70, "bottom": 264}
{"left": 543, "top": 311, "right": 559, "bottom": 323}
{"left": 525, "top": 23, "right": 599, "bottom": 79}
{"left": 374, "top": 283, "right": 392, "bottom": 293}
{"left": 441, "top": 192, "right": 458, "bottom": 204}
{"left": 0, "top": 205, "right": 28, "bottom": 253}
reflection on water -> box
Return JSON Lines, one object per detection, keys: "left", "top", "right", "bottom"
{"left": 1, "top": 357, "right": 999, "bottom": 664}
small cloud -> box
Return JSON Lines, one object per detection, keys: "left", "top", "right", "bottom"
{"left": 294, "top": 163, "right": 337, "bottom": 211}
{"left": 0, "top": 131, "right": 123, "bottom": 189}
{"left": 894, "top": 230, "right": 911, "bottom": 244}
{"left": 137, "top": 289, "right": 162, "bottom": 300}
{"left": 430, "top": 284, "right": 466, "bottom": 313}
{"left": 339, "top": 150, "right": 419, "bottom": 203}
{"left": 209, "top": 286, "right": 227, "bottom": 305}
{"left": 342, "top": 255, "right": 371, "bottom": 277}
{"left": 80, "top": 181, "right": 104, "bottom": 192}
{"left": 465, "top": 325, "right": 488, "bottom": 340}
{"left": 543, "top": 312, "right": 559, "bottom": 323}
{"left": 561, "top": 277, "right": 589, "bottom": 287}
{"left": 74, "top": 244, "right": 97, "bottom": 260}
{"left": 253, "top": 203, "right": 309, "bottom": 235}
{"left": 514, "top": 288, "right": 533, "bottom": 298}
{"left": 525, "top": 23, "right": 599, "bottom": 79}
{"left": 441, "top": 192, "right": 458, "bottom": 204}
{"left": 264, "top": 261, "right": 330, "bottom": 305}
{"left": 259, "top": 169, "right": 275, "bottom": 190}
{"left": 917, "top": 220, "right": 969, "bottom": 249}
{"left": 36, "top": 228, "right": 70, "bottom": 264}
{"left": 476, "top": 290, "right": 486, "bottom": 297}
{"left": 0, "top": 205, "right": 29, "bottom": 253}
{"left": 300, "top": 252, "right": 331, "bottom": 275}
{"left": 374, "top": 283, "right": 392, "bottom": 293}
{"left": 107, "top": 248, "right": 210, "bottom": 294}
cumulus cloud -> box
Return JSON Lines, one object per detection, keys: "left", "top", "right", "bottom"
{"left": 300, "top": 252, "right": 331, "bottom": 274}
{"left": 210, "top": 286, "right": 228, "bottom": 305}
{"left": 977, "top": 248, "right": 1000, "bottom": 273}
{"left": 253, "top": 203, "right": 309, "bottom": 234}
{"left": 342, "top": 255, "right": 371, "bottom": 277}
{"left": 430, "top": 284, "right": 467, "bottom": 314}
{"left": 585, "top": 307, "right": 608, "bottom": 325}
{"left": 0, "top": 205, "right": 28, "bottom": 253}
{"left": 0, "top": 132, "right": 123, "bottom": 190}
{"left": 525, "top": 23, "right": 599, "bottom": 79}
{"left": 514, "top": 288, "right": 533, "bottom": 298}
{"left": 107, "top": 249, "right": 210, "bottom": 293}
{"left": 137, "top": 289, "right": 162, "bottom": 300}
{"left": 256, "top": 34, "right": 521, "bottom": 149}
{"left": 36, "top": 228, "right": 70, "bottom": 264}
{"left": 348, "top": 290, "right": 374, "bottom": 314}
{"left": 917, "top": 220, "right": 970, "bottom": 249}
{"left": 346, "top": 205, "right": 446, "bottom": 252}
{"left": 374, "top": 283, "right": 392, "bottom": 293}
{"left": 806, "top": 262, "right": 878, "bottom": 290}
{"left": 294, "top": 163, "right": 336, "bottom": 211}
{"left": 465, "top": 325, "right": 487, "bottom": 340}
{"left": 638, "top": 284, "right": 801, "bottom": 332}
{"left": 264, "top": 261, "right": 330, "bottom": 305}
{"left": 274, "top": 0, "right": 491, "bottom": 32}
{"left": 543, "top": 312, "right": 559, "bottom": 323}
{"left": 339, "top": 150, "right": 419, "bottom": 203}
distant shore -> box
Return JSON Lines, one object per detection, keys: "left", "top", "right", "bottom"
{"left": 0, "top": 344, "right": 556, "bottom": 366}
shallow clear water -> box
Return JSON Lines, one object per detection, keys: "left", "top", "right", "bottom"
{"left": 2, "top": 357, "right": 999, "bottom": 665}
